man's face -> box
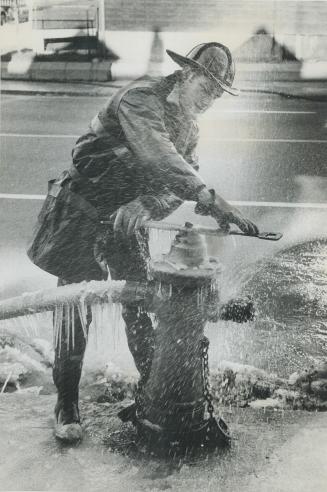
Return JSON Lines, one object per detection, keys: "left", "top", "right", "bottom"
{"left": 180, "top": 71, "right": 223, "bottom": 115}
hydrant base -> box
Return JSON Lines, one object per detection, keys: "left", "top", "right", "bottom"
{"left": 135, "top": 415, "right": 231, "bottom": 456}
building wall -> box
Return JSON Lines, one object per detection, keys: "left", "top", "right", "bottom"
{"left": 103, "top": 0, "right": 327, "bottom": 35}
{"left": 102, "top": 0, "right": 327, "bottom": 64}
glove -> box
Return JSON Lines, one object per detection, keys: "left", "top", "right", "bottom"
{"left": 110, "top": 194, "right": 182, "bottom": 236}
{"left": 195, "top": 188, "right": 259, "bottom": 236}
{"left": 110, "top": 197, "right": 152, "bottom": 236}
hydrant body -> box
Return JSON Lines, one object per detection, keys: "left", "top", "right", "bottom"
{"left": 134, "top": 227, "right": 227, "bottom": 451}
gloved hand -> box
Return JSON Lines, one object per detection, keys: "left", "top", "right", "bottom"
{"left": 110, "top": 197, "right": 152, "bottom": 236}
{"left": 195, "top": 188, "right": 259, "bottom": 236}
{"left": 111, "top": 193, "right": 184, "bottom": 235}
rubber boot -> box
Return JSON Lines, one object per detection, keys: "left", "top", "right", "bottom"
{"left": 118, "top": 303, "right": 155, "bottom": 423}
{"left": 53, "top": 303, "right": 91, "bottom": 443}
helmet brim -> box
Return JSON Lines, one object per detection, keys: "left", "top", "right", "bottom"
{"left": 166, "top": 49, "right": 240, "bottom": 96}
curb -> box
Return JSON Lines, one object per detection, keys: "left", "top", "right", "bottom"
{"left": 0, "top": 79, "right": 121, "bottom": 97}
{"left": 2, "top": 87, "right": 326, "bottom": 102}
{"left": 0, "top": 89, "right": 105, "bottom": 97}
{"left": 1, "top": 89, "right": 111, "bottom": 97}
{"left": 2, "top": 80, "right": 327, "bottom": 102}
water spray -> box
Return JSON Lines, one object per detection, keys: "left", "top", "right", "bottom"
{"left": 0, "top": 221, "right": 282, "bottom": 453}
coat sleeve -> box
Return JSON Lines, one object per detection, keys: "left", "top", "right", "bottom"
{"left": 184, "top": 125, "right": 200, "bottom": 171}
{"left": 117, "top": 88, "right": 205, "bottom": 201}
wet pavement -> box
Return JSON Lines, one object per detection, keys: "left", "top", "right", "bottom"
{"left": 0, "top": 392, "right": 326, "bottom": 491}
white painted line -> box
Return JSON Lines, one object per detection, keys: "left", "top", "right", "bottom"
{"left": 0, "top": 193, "right": 326, "bottom": 209}
{"left": 219, "top": 110, "right": 316, "bottom": 114}
{"left": 1, "top": 133, "right": 326, "bottom": 143}
{"left": 0, "top": 193, "right": 46, "bottom": 200}
{"left": 230, "top": 200, "right": 327, "bottom": 209}
{"left": 0, "top": 133, "right": 78, "bottom": 139}
{"left": 204, "top": 138, "right": 327, "bottom": 143}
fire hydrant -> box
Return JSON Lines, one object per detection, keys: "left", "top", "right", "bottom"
{"left": 132, "top": 224, "right": 234, "bottom": 453}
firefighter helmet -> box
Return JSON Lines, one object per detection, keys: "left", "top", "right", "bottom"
{"left": 166, "top": 42, "right": 238, "bottom": 96}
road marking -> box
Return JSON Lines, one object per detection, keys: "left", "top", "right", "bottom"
{"left": 0, "top": 193, "right": 47, "bottom": 200}
{"left": 230, "top": 201, "right": 327, "bottom": 209}
{"left": 1, "top": 133, "right": 326, "bottom": 144}
{"left": 219, "top": 110, "right": 316, "bottom": 114}
{"left": 0, "top": 133, "right": 78, "bottom": 139}
{"left": 0, "top": 193, "right": 326, "bottom": 209}
{"left": 204, "top": 138, "right": 327, "bottom": 143}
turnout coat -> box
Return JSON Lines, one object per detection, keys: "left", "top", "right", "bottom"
{"left": 28, "top": 72, "right": 206, "bottom": 281}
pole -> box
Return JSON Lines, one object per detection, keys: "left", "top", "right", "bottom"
{"left": 97, "top": 0, "right": 105, "bottom": 42}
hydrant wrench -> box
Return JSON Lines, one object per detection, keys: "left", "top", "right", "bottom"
{"left": 143, "top": 221, "right": 283, "bottom": 241}
{"left": 100, "top": 220, "right": 282, "bottom": 241}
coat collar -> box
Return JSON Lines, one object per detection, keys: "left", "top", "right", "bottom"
{"left": 166, "top": 83, "right": 180, "bottom": 107}
{"left": 161, "top": 72, "right": 195, "bottom": 120}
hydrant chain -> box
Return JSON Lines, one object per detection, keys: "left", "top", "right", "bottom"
{"left": 201, "top": 337, "right": 215, "bottom": 418}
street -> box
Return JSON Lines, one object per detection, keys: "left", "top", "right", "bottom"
{"left": 1, "top": 91, "right": 326, "bottom": 298}
{"left": 1, "top": 92, "right": 326, "bottom": 200}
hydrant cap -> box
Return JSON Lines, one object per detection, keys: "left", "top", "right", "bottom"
{"left": 165, "top": 229, "right": 208, "bottom": 268}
